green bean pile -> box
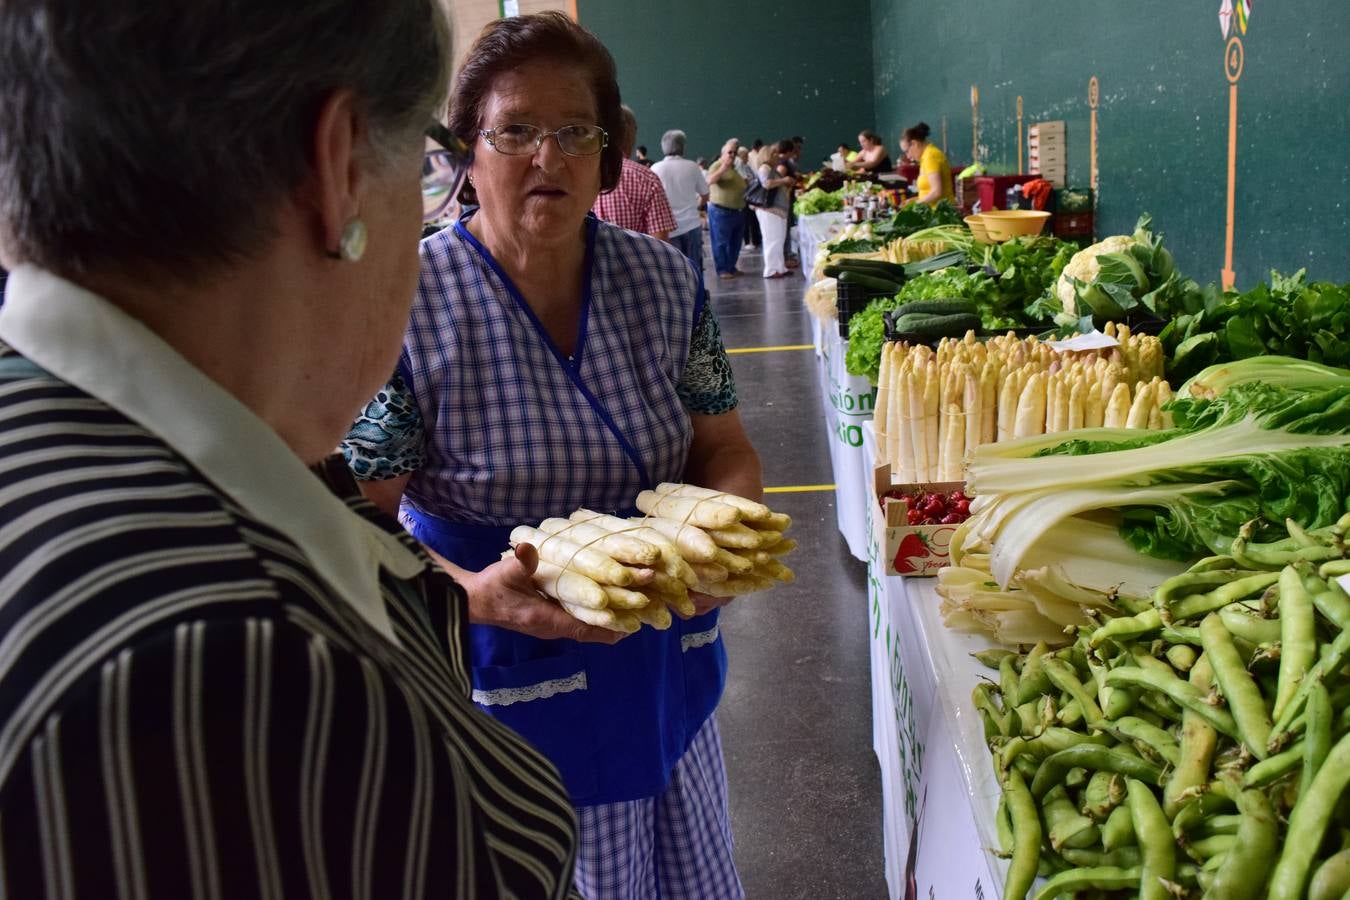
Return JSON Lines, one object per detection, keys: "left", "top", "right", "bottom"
{"left": 977, "top": 514, "right": 1350, "bottom": 899}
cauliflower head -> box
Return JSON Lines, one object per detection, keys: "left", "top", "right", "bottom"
{"left": 1056, "top": 235, "right": 1138, "bottom": 314}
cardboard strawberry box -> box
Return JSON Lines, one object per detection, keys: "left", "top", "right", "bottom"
{"left": 872, "top": 463, "right": 968, "bottom": 577}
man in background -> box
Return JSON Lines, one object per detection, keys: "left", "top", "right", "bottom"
{"left": 651, "top": 129, "right": 709, "bottom": 276}
{"left": 592, "top": 105, "right": 676, "bottom": 240}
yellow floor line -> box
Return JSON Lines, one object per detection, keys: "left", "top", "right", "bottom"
{"left": 725, "top": 344, "right": 814, "bottom": 355}
{"left": 763, "top": 484, "right": 836, "bottom": 493}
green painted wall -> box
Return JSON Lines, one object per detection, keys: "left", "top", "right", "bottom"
{"left": 579, "top": 0, "right": 877, "bottom": 167}
{"left": 871, "top": 1, "right": 1350, "bottom": 287}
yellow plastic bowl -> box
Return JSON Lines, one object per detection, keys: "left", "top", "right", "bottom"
{"left": 964, "top": 215, "right": 991, "bottom": 243}
{"left": 980, "top": 209, "right": 1051, "bottom": 241}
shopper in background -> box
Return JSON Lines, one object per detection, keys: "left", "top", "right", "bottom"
{"left": 754, "top": 139, "right": 796, "bottom": 279}
{"left": 735, "top": 146, "right": 763, "bottom": 248}
{"left": 706, "top": 137, "right": 747, "bottom": 279}
{"left": 903, "top": 121, "right": 955, "bottom": 206}
{"left": 747, "top": 137, "right": 766, "bottom": 170}
{"left": 848, "top": 128, "right": 894, "bottom": 174}
{"left": 0, "top": 1, "right": 586, "bottom": 898}
{"left": 592, "top": 104, "right": 676, "bottom": 239}
{"left": 635, "top": 144, "right": 653, "bottom": 166}
{"left": 830, "top": 142, "right": 853, "bottom": 171}
{"left": 779, "top": 138, "right": 803, "bottom": 269}
{"left": 342, "top": 12, "right": 759, "bottom": 899}
{"left": 652, "top": 128, "right": 710, "bottom": 276}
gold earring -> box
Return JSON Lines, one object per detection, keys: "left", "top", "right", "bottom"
{"left": 330, "top": 218, "right": 367, "bottom": 262}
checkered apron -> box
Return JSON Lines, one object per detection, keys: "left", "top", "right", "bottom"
{"left": 398, "top": 213, "right": 729, "bottom": 810}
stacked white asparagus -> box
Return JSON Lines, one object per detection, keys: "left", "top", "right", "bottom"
{"left": 873, "top": 323, "right": 1172, "bottom": 483}
{"left": 508, "top": 483, "right": 797, "bottom": 633}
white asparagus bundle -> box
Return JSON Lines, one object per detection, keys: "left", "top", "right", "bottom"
{"left": 535, "top": 517, "right": 660, "bottom": 566}
{"left": 874, "top": 327, "right": 1176, "bottom": 474}
{"left": 711, "top": 547, "right": 754, "bottom": 575}
{"left": 571, "top": 510, "right": 699, "bottom": 586}
{"left": 563, "top": 602, "right": 641, "bottom": 633}
{"left": 635, "top": 516, "right": 720, "bottom": 562}
{"left": 690, "top": 562, "right": 730, "bottom": 584}
{"left": 653, "top": 482, "right": 773, "bottom": 523}
{"left": 531, "top": 558, "right": 607, "bottom": 609}
{"left": 749, "top": 511, "right": 792, "bottom": 531}
{"left": 511, "top": 525, "right": 639, "bottom": 586}
{"left": 635, "top": 490, "right": 739, "bottom": 529}
{"left": 731, "top": 547, "right": 772, "bottom": 567}
{"left": 633, "top": 601, "right": 673, "bottom": 630}
{"left": 704, "top": 523, "right": 764, "bottom": 549}
{"left": 517, "top": 487, "right": 797, "bottom": 630}
{"left": 699, "top": 575, "right": 776, "bottom": 598}
{"left": 602, "top": 585, "right": 653, "bottom": 610}
{"left": 756, "top": 559, "right": 796, "bottom": 583}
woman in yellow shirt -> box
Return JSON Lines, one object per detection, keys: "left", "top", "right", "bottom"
{"left": 902, "top": 122, "right": 954, "bottom": 206}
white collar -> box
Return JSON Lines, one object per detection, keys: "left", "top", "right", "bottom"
{"left": 0, "top": 266, "right": 422, "bottom": 645}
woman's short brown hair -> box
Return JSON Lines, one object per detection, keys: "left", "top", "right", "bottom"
{"left": 450, "top": 12, "right": 623, "bottom": 192}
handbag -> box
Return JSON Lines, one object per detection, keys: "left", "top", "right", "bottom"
{"left": 744, "top": 176, "right": 774, "bottom": 209}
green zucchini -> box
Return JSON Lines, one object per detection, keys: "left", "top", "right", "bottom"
{"left": 835, "top": 270, "right": 902, "bottom": 294}
{"left": 831, "top": 258, "right": 909, "bottom": 280}
{"left": 893, "top": 312, "right": 982, "bottom": 338}
{"left": 894, "top": 298, "right": 977, "bottom": 318}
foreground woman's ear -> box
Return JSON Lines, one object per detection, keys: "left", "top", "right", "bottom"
{"left": 307, "top": 88, "right": 366, "bottom": 261}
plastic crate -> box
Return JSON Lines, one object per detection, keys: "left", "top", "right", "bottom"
{"left": 836, "top": 280, "right": 892, "bottom": 339}
{"left": 1054, "top": 212, "right": 1095, "bottom": 237}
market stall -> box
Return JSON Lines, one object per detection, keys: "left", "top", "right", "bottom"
{"left": 841, "top": 200, "right": 1350, "bottom": 898}
{"left": 796, "top": 210, "right": 848, "bottom": 282}
{"left": 862, "top": 422, "right": 1004, "bottom": 898}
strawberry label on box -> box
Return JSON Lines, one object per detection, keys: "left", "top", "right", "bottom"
{"left": 873, "top": 463, "right": 970, "bottom": 577}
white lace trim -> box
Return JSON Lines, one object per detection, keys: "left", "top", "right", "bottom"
{"left": 472, "top": 672, "right": 588, "bottom": 707}
{"left": 681, "top": 625, "right": 720, "bottom": 652}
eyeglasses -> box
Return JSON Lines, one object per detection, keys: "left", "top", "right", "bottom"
{"left": 422, "top": 122, "right": 473, "bottom": 223}
{"left": 478, "top": 123, "right": 609, "bottom": 158}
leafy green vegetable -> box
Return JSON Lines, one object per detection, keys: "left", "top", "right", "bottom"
{"left": 841, "top": 233, "right": 1076, "bottom": 383}
{"left": 1179, "top": 356, "right": 1350, "bottom": 400}
{"left": 871, "top": 200, "right": 964, "bottom": 242}
{"left": 842, "top": 297, "right": 893, "bottom": 382}
{"left": 793, "top": 187, "right": 844, "bottom": 216}
{"left": 1002, "top": 380, "right": 1350, "bottom": 563}
{"left": 825, "top": 237, "right": 884, "bottom": 254}
{"left": 1160, "top": 269, "right": 1350, "bottom": 384}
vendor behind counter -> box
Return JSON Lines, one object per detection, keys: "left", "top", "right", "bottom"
{"left": 901, "top": 121, "right": 954, "bottom": 207}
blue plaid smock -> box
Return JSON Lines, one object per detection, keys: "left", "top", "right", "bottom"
{"left": 365, "top": 212, "right": 729, "bottom": 806}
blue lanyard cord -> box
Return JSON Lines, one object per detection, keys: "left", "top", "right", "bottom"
{"left": 452, "top": 216, "right": 653, "bottom": 491}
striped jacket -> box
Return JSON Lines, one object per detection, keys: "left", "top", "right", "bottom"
{"left": 0, "top": 341, "right": 582, "bottom": 899}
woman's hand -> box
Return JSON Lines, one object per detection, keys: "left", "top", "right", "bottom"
{"left": 689, "top": 591, "right": 736, "bottom": 616}
{"left": 445, "top": 544, "right": 625, "bottom": 644}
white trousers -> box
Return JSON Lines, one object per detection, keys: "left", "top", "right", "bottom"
{"left": 755, "top": 209, "right": 788, "bottom": 276}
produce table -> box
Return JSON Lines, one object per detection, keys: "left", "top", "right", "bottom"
{"left": 817, "top": 327, "right": 875, "bottom": 561}
{"left": 796, "top": 211, "right": 848, "bottom": 279}
{"left": 861, "top": 422, "right": 1007, "bottom": 898}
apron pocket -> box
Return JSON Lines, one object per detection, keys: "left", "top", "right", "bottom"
{"left": 471, "top": 650, "right": 599, "bottom": 800}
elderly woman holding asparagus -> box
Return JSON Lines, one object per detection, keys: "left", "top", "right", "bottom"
{"left": 342, "top": 13, "right": 761, "bottom": 900}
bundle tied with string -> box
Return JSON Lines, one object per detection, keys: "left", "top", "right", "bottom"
{"left": 506, "top": 483, "right": 797, "bottom": 633}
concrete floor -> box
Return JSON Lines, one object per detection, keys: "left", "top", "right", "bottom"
{"left": 707, "top": 240, "right": 889, "bottom": 899}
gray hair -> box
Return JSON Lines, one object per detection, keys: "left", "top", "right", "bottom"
{"left": 619, "top": 105, "right": 639, "bottom": 156}
{"left": 0, "top": 0, "right": 451, "bottom": 280}
{"left": 660, "top": 129, "right": 687, "bottom": 157}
